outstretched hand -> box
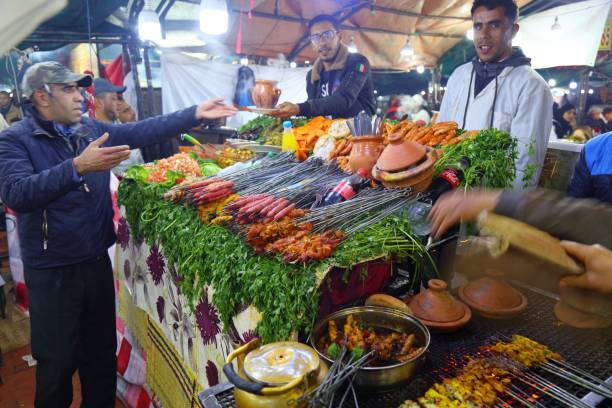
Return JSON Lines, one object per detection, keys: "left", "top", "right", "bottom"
{"left": 73, "top": 133, "right": 131, "bottom": 175}
{"left": 195, "top": 98, "right": 238, "bottom": 120}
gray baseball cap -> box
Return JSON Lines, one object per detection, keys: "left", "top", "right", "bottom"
{"left": 22, "top": 61, "right": 93, "bottom": 99}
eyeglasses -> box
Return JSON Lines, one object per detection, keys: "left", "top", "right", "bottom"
{"left": 310, "top": 29, "right": 337, "bottom": 44}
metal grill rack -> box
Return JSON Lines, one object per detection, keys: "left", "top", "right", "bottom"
{"left": 199, "top": 289, "right": 612, "bottom": 408}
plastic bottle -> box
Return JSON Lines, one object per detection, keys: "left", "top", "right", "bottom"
{"left": 321, "top": 168, "right": 370, "bottom": 206}
{"left": 281, "top": 121, "right": 299, "bottom": 152}
{"left": 426, "top": 156, "right": 471, "bottom": 203}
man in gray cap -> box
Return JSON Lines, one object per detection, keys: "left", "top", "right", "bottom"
{"left": 0, "top": 61, "right": 236, "bottom": 407}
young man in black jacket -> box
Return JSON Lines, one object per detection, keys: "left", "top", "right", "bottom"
{"left": 273, "top": 14, "right": 375, "bottom": 119}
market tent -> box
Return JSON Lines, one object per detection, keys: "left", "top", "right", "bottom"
{"left": 156, "top": 0, "right": 532, "bottom": 69}
{"left": 2, "top": 0, "right": 67, "bottom": 55}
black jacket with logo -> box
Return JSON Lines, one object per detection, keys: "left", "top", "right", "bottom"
{"left": 298, "top": 46, "right": 375, "bottom": 119}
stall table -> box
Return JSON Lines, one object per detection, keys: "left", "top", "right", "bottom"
{"left": 198, "top": 288, "right": 612, "bottom": 408}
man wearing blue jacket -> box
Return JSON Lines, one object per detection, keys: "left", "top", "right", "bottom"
{"left": 568, "top": 131, "right": 612, "bottom": 204}
{"left": 0, "top": 61, "right": 236, "bottom": 407}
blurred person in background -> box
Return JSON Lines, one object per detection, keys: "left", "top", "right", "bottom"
{"left": 94, "top": 78, "right": 143, "bottom": 176}
{"left": 603, "top": 107, "right": 612, "bottom": 133}
{"left": 582, "top": 106, "right": 606, "bottom": 135}
{"left": 117, "top": 97, "right": 136, "bottom": 124}
{"left": 0, "top": 90, "right": 21, "bottom": 124}
{"left": 567, "top": 131, "right": 612, "bottom": 203}
{"left": 553, "top": 103, "right": 576, "bottom": 139}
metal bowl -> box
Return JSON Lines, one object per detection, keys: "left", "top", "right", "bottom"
{"left": 310, "top": 306, "right": 431, "bottom": 390}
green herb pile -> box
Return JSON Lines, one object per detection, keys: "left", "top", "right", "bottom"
{"left": 434, "top": 128, "right": 518, "bottom": 189}
{"left": 238, "top": 116, "right": 311, "bottom": 144}
{"left": 117, "top": 178, "right": 431, "bottom": 342}
{"left": 329, "top": 213, "right": 433, "bottom": 289}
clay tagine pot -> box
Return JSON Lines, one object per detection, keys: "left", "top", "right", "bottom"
{"left": 458, "top": 270, "right": 527, "bottom": 319}
{"left": 377, "top": 133, "right": 426, "bottom": 172}
{"left": 348, "top": 136, "right": 384, "bottom": 174}
{"left": 372, "top": 132, "right": 438, "bottom": 191}
{"left": 251, "top": 80, "right": 282, "bottom": 109}
{"left": 408, "top": 279, "right": 471, "bottom": 332}
{"left": 554, "top": 301, "right": 612, "bottom": 329}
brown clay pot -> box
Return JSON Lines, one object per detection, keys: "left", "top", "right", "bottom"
{"left": 408, "top": 279, "right": 471, "bottom": 332}
{"left": 348, "top": 136, "right": 384, "bottom": 174}
{"left": 377, "top": 133, "right": 426, "bottom": 172}
{"left": 554, "top": 301, "right": 612, "bottom": 329}
{"left": 251, "top": 80, "right": 282, "bottom": 108}
{"left": 372, "top": 148, "right": 437, "bottom": 191}
{"left": 458, "top": 270, "right": 527, "bottom": 319}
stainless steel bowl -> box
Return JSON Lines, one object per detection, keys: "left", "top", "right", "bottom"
{"left": 311, "top": 306, "right": 431, "bottom": 390}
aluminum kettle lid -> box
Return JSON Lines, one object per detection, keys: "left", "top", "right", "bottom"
{"left": 243, "top": 341, "right": 320, "bottom": 386}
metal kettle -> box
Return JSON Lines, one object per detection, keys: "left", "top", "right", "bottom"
{"left": 224, "top": 338, "right": 328, "bottom": 408}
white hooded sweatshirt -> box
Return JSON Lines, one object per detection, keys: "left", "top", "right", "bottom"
{"left": 438, "top": 61, "right": 552, "bottom": 188}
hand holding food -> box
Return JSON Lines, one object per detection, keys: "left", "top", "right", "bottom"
{"left": 270, "top": 102, "right": 300, "bottom": 118}
{"left": 559, "top": 241, "right": 612, "bottom": 295}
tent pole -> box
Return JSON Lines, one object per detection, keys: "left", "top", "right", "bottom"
{"left": 143, "top": 45, "right": 156, "bottom": 117}
{"left": 576, "top": 69, "right": 590, "bottom": 124}
{"left": 122, "top": 43, "right": 131, "bottom": 79}
{"left": 430, "top": 66, "right": 441, "bottom": 111}
{"left": 128, "top": 42, "right": 145, "bottom": 120}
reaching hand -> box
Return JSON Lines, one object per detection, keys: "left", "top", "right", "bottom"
{"left": 270, "top": 102, "right": 300, "bottom": 118}
{"left": 73, "top": 133, "right": 131, "bottom": 175}
{"left": 559, "top": 241, "right": 612, "bottom": 295}
{"left": 195, "top": 98, "right": 238, "bottom": 120}
{"left": 429, "top": 190, "right": 502, "bottom": 238}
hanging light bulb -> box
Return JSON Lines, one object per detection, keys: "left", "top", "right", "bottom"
{"left": 588, "top": 89, "right": 594, "bottom": 95}
{"left": 200, "top": 0, "right": 229, "bottom": 35}
{"left": 416, "top": 65, "right": 425, "bottom": 74}
{"left": 547, "top": 79, "right": 557, "bottom": 87}
{"left": 240, "top": 57, "right": 249, "bottom": 65}
{"left": 400, "top": 40, "right": 414, "bottom": 58}
{"left": 550, "top": 16, "right": 562, "bottom": 32}
{"left": 289, "top": 61, "right": 297, "bottom": 69}
{"left": 569, "top": 81, "right": 578, "bottom": 90}
{"left": 138, "top": 1, "right": 162, "bottom": 43}
{"left": 347, "top": 37, "right": 358, "bottom": 53}
{"left": 466, "top": 28, "right": 474, "bottom": 41}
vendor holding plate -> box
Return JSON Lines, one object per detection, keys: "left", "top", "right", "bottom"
{"left": 271, "top": 14, "right": 376, "bottom": 119}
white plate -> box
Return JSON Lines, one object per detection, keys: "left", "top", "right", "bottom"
{"left": 246, "top": 107, "right": 281, "bottom": 115}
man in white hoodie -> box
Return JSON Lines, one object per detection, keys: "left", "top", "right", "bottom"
{"left": 438, "top": 0, "right": 552, "bottom": 187}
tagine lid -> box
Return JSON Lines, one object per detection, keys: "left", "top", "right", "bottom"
{"left": 458, "top": 270, "right": 527, "bottom": 316}
{"left": 376, "top": 133, "right": 427, "bottom": 172}
{"left": 408, "top": 279, "right": 471, "bottom": 329}
{"left": 243, "top": 341, "right": 320, "bottom": 386}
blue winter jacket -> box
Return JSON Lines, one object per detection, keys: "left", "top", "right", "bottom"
{"left": 0, "top": 105, "right": 200, "bottom": 268}
{"left": 567, "top": 131, "right": 612, "bottom": 204}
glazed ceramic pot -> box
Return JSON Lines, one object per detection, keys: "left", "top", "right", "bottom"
{"left": 458, "top": 270, "right": 527, "bottom": 319}
{"left": 408, "top": 279, "right": 471, "bottom": 332}
{"left": 372, "top": 148, "right": 437, "bottom": 191}
{"left": 377, "top": 132, "right": 427, "bottom": 172}
{"left": 251, "top": 80, "right": 282, "bottom": 109}
{"left": 348, "top": 135, "right": 384, "bottom": 174}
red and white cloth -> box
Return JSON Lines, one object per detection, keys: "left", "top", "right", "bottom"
{"left": 116, "top": 316, "right": 156, "bottom": 408}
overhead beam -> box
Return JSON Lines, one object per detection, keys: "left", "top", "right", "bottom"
{"left": 165, "top": 19, "right": 464, "bottom": 40}
{"left": 372, "top": 5, "right": 471, "bottom": 21}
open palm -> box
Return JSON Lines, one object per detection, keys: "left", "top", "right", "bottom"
{"left": 196, "top": 98, "right": 238, "bottom": 120}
